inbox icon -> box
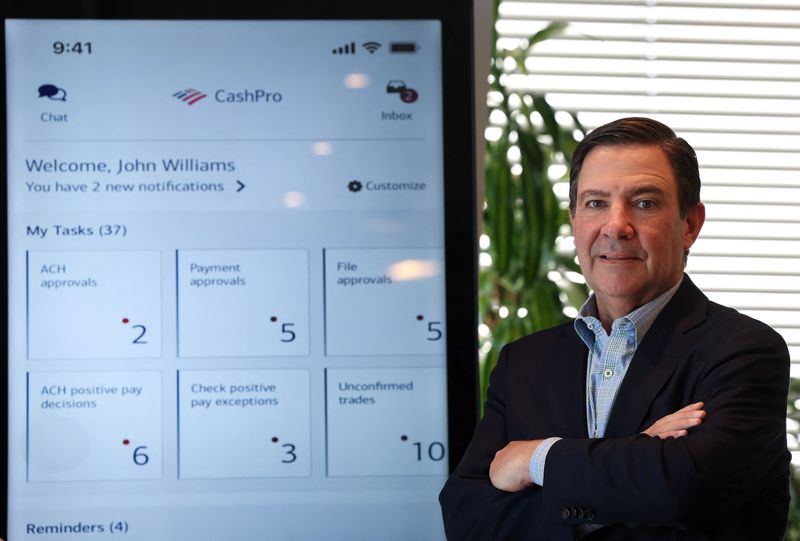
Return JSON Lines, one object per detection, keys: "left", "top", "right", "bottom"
{"left": 386, "top": 80, "right": 418, "bottom": 104}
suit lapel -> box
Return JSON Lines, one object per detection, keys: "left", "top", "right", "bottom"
{"left": 545, "top": 324, "right": 590, "bottom": 438}
{"left": 604, "top": 275, "right": 709, "bottom": 438}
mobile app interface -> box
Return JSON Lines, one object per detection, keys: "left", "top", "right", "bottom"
{"left": 6, "top": 19, "right": 447, "bottom": 540}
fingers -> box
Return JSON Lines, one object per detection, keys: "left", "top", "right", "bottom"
{"left": 642, "top": 402, "right": 707, "bottom": 439}
{"left": 657, "top": 410, "right": 706, "bottom": 429}
{"left": 647, "top": 415, "right": 702, "bottom": 439}
{"left": 674, "top": 401, "right": 705, "bottom": 413}
{"left": 652, "top": 429, "right": 689, "bottom": 440}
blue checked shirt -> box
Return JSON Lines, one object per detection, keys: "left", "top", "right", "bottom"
{"left": 529, "top": 278, "right": 683, "bottom": 485}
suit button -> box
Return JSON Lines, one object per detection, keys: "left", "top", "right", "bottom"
{"left": 576, "top": 507, "right": 585, "bottom": 519}
{"left": 561, "top": 507, "right": 571, "bottom": 520}
{"left": 586, "top": 510, "right": 595, "bottom": 521}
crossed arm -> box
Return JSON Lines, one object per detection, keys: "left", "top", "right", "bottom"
{"left": 489, "top": 402, "right": 707, "bottom": 492}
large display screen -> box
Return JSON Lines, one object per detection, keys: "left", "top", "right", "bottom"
{"left": 4, "top": 11, "right": 476, "bottom": 540}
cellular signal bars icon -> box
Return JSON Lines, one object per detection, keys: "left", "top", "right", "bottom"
{"left": 332, "top": 41, "right": 356, "bottom": 55}
{"left": 172, "top": 88, "right": 207, "bottom": 105}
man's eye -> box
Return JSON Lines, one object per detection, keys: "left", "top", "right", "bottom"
{"left": 637, "top": 200, "right": 655, "bottom": 209}
{"left": 587, "top": 200, "right": 604, "bottom": 209}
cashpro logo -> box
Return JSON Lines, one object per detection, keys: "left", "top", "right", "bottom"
{"left": 172, "top": 88, "right": 208, "bottom": 105}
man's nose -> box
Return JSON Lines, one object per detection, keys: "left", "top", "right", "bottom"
{"left": 601, "top": 203, "right": 634, "bottom": 239}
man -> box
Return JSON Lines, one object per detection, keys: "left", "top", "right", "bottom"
{"left": 440, "top": 117, "right": 790, "bottom": 540}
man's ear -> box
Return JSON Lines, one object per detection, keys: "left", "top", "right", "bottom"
{"left": 683, "top": 202, "right": 705, "bottom": 251}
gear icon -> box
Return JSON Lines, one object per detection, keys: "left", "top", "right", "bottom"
{"left": 348, "top": 180, "right": 363, "bottom": 193}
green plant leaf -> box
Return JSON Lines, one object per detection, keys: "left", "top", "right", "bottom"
{"left": 480, "top": 17, "right": 587, "bottom": 413}
{"left": 522, "top": 21, "right": 568, "bottom": 55}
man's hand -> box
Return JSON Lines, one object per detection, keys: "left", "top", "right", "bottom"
{"left": 489, "top": 439, "right": 543, "bottom": 492}
{"left": 642, "top": 401, "right": 706, "bottom": 439}
{"left": 488, "top": 403, "right": 705, "bottom": 493}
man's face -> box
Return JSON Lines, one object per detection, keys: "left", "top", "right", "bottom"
{"left": 570, "top": 145, "right": 704, "bottom": 318}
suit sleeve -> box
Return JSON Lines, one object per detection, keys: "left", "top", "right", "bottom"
{"left": 439, "top": 344, "right": 557, "bottom": 541}
{"left": 541, "top": 315, "right": 790, "bottom": 537}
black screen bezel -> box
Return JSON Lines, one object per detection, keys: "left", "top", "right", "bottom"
{"left": 1, "top": 1, "right": 478, "bottom": 537}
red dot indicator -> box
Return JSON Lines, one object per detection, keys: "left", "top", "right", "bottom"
{"left": 270, "top": 316, "right": 278, "bottom": 323}
{"left": 122, "top": 318, "right": 130, "bottom": 324}
{"left": 401, "top": 435, "right": 408, "bottom": 441}
{"left": 122, "top": 439, "right": 130, "bottom": 445}
{"left": 271, "top": 436, "right": 279, "bottom": 443}
{"left": 416, "top": 315, "right": 424, "bottom": 321}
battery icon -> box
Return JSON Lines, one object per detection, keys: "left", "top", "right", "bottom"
{"left": 390, "top": 42, "right": 419, "bottom": 53}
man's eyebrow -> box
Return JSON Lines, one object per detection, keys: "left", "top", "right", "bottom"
{"left": 577, "top": 189, "right": 609, "bottom": 201}
{"left": 577, "top": 185, "right": 668, "bottom": 200}
{"left": 627, "top": 184, "right": 669, "bottom": 198}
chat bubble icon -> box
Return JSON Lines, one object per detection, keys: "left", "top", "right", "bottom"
{"left": 38, "top": 84, "right": 67, "bottom": 101}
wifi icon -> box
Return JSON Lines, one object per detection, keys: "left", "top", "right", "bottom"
{"left": 362, "top": 41, "right": 381, "bottom": 54}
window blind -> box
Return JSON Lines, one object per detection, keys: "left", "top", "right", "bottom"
{"left": 493, "top": 0, "right": 800, "bottom": 372}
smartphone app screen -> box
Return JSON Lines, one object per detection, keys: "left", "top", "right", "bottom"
{"left": 6, "top": 19, "right": 448, "bottom": 540}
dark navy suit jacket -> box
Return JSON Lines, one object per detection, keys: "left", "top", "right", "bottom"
{"left": 440, "top": 275, "right": 790, "bottom": 540}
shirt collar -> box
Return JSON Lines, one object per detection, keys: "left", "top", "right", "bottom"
{"left": 574, "top": 275, "right": 684, "bottom": 346}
